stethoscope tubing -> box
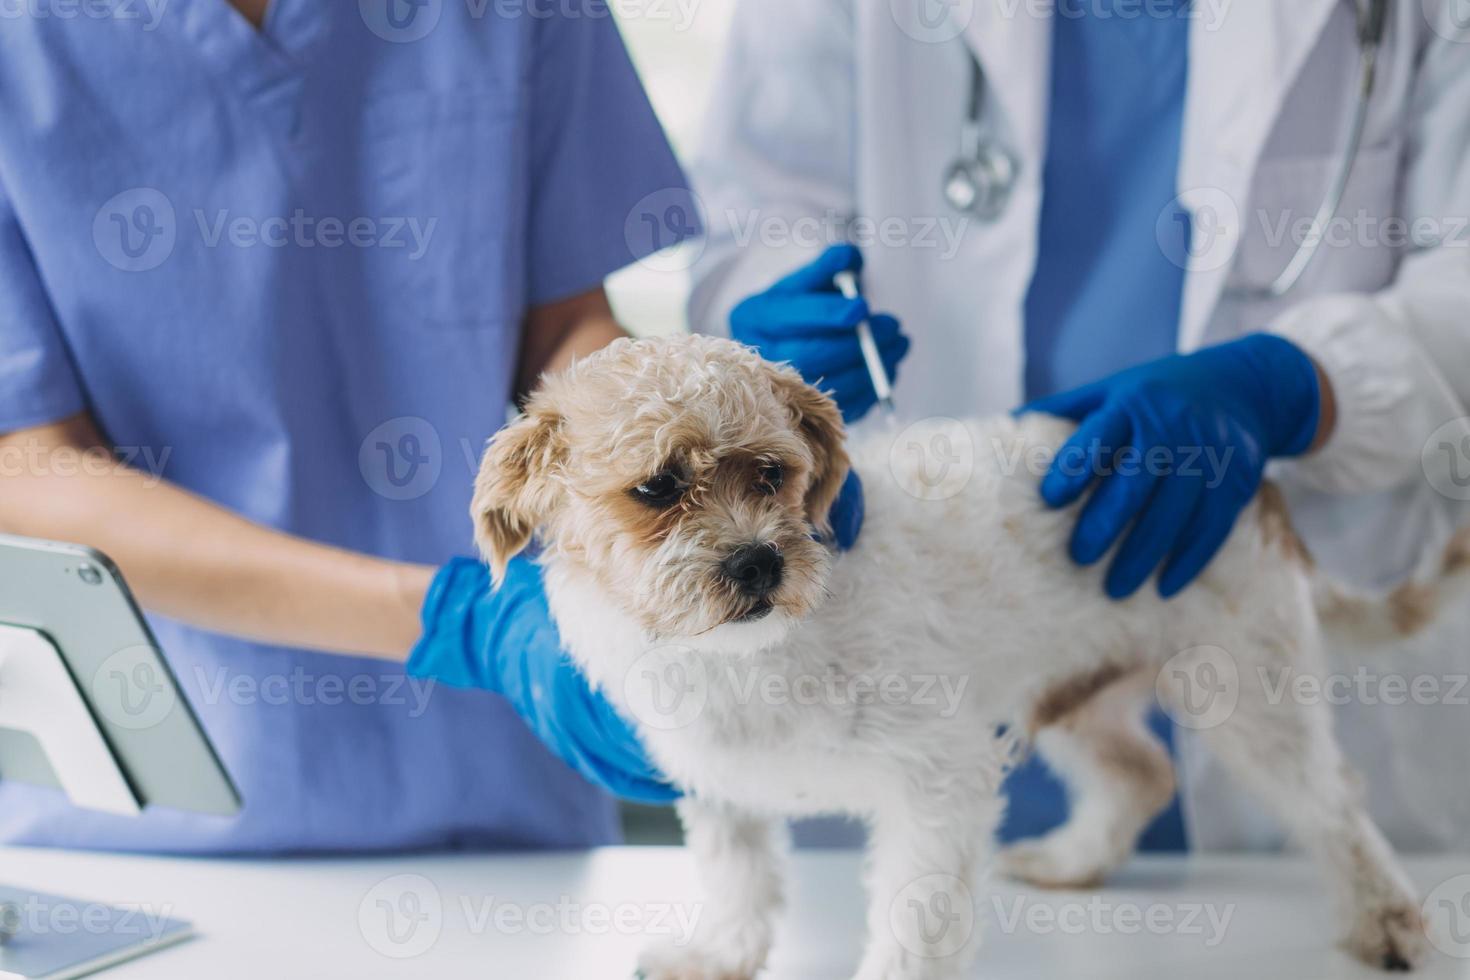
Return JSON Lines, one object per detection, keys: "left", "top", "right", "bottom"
{"left": 948, "top": 0, "right": 1390, "bottom": 302}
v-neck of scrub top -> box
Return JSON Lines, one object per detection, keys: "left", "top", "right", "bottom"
{"left": 162, "top": 0, "right": 321, "bottom": 140}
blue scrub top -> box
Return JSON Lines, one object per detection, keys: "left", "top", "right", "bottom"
{"left": 1007, "top": 0, "right": 1193, "bottom": 851}
{"left": 0, "top": 1, "right": 693, "bottom": 853}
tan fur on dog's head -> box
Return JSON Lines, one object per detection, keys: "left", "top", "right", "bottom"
{"left": 471, "top": 335, "right": 849, "bottom": 640}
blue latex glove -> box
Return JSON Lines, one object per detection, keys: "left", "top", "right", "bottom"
{"left": 826, "top": 470, "right": 865, "bottom": 552}
{"left": 407, "top": 556, "right": 680, "bottom": 805}
{"left": 730, "top": 243, "right": 910, "bottom": 424}
{"left": 1020, "top": 333, "right": 1320, "bottom": 600}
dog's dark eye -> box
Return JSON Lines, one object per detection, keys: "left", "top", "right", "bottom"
{"left": 755, "top": 463, "right": 784, "bottom": 495}
{"left": 632, "top": 471, "right": 685, "bottom": 508}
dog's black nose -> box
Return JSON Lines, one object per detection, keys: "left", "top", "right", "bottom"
{"left": 723, "top": 543, "right": 784, "bottom": 597}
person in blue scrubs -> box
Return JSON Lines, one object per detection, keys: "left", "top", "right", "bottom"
{"left": 0, "top": 1, "right": 693, "bottom": 852}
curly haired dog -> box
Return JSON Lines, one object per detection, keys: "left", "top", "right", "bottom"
{"left": 473, "top": 334, "right": 1464, "bottom": 980}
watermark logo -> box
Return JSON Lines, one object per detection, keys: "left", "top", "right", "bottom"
{"left": 1156, "top": 645, "right": 1238, "bottom": 730}
{"left": 1159, "top": 187, "right": 1240, "bottom": 273}
{"left": 359, "top": 874, "right": 443, "bottom": 958}
{"left": 991, "top": 895, "right": 1234, "bottom": 945}
{"left": 90, "top": 645, "right": 177, "bottom": 731}
{"left": 891, "top": 873, "right": 976, "bottom": 958}
{"left": 622, "top": 645, "right": 708, "bottom": 730}
{"left": 0, "top": 0, "right": 168, "bottom": 31}
{"left": 360, "top": 0, "right": 442, "bottom": 42}
{"left": 0, "top": 440, "right": 170, "bottom": 485}
{"left": 1424, "top": 873, "right": 1470, "bottom": 958}
{"left": 996, "top": 0, "right": 1230, "bottom": 30}
{"left": 1258, "top": 665, "right": 1469, "bottom": 708}
{"left": 722, "top": 208, "right": 969, "bottom": 261}
{"left": 1422, "top": 417, "right": 1470, "bottom": 501}
{"left": 891, "top": 0, "right": 975, "bottom": 43}
{"left": 626, "top": 188, "right": 707, "bottom": 273}
{"left": 1424, "top": 0, "right": 1470, "bottom": 43}
{"left": 0, "top": 895, "right": 177, "bottom": 945}
{"left": 193, "top": 210, "right": 437, "bottom": 258}
{"left": 889, "top": 417, "right": 976, "bottom": 501}
{"left": 360, "top": 417, "right": 443, "bottom": 501}
{"left": 725, "top": 666, "right": 970, "bottom": 718}
{"left": 189, "top": 666, "right": 437, "bottom": 716}
{"left": 93, "top": 187, "right": 176, "bottom": 273}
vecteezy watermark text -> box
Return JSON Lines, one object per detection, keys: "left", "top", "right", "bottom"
{"left": 357, "top": 874, "right": 702, "bottom": 959}
{"left": 194, "top": 210, "right": 437, "bottom": 260}
{"left": 0, "top": 440, "right": 171, "bottom": 486}
{"left": 991, "top": 895, "right": 1235, "bottom": 946}
{"left": 94, "top": 187, "right": 439, "bottom": 272}
{"left": 190, "top": 666, "right": 437, "bottom": 717}
{"left": 0, "top": 0, "right": 168, "bottom": 30}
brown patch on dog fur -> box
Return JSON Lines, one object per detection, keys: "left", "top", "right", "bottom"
{"left": 1373, "top": 530, "right": 1470, "bottom": 638}
{"left": 600, "top": 482, "right": 689, "bottom": 550}
{"left": 1391, "top": 528, "right": 1470, "bottom": 635}
{"left": 759, "top": 366, "right": 849, "bottom": 532}
{"left": 1029, "top": 663, "right": 1130, "bottom": 732}
{"left": 472, "top": 403, "right": 566, "bottom": 582}
{"left": 1444, "top": 528, "right": 1470, "bottom": 575}
{"left": 1256, "top": 481, "right": 1313, "bottom": 568}
{"left": 1387, "top": 583, "right": 1436, "bottom": 636}
{"left": 1091, "top": 731, "right": 1174, "bottom": 795}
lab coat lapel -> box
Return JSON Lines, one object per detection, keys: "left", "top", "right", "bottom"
{"left": 1177, "top": 0, "right": 1340, "bottom": 347}
{"left": 960, "top": 3, "right": 1052, "bottom": 174}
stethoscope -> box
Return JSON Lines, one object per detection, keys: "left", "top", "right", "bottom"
{"left": 943, "top": 0, "right": 1390, "bottom": 298}
{"left": 942, "top": 54, "right": 1018, "bottom": 223}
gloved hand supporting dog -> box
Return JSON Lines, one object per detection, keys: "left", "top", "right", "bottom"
{"left": 409, "top": 555, "right": 680, "bottom": 804}
{"left": 1021, "top": 333, "right": 1323, "bottom": 600}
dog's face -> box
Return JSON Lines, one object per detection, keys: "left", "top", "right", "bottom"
{"left": 472, "top": 335, "right": 849, "bottom": 649}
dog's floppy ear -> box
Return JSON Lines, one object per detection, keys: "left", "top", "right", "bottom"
{"left": 471, "top": 403, "right": 565, "bottom": 586}
{"left": 764, "top": 361, "right": 850, "bottom": 533}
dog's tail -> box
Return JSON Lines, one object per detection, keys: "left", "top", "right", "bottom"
{"left": 1311, "top": 526, "right": 1470, "bottom": 649}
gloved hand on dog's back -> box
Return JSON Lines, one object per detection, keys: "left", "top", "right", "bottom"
{"left": 407, "top": 555, "right": 681, "bottom": 805}
{"left": 1020, "top": 333, "right": 1323, "bottom": 600}
{"left": 730, "top": 243, "right": 910, "bottom": 425}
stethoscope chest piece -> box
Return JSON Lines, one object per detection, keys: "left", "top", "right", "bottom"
{"left": 946, "top": 51, "right": 1019, "bottom": 221}
{"left": 944, "top": 141, "right": 1018, "bottom": 221}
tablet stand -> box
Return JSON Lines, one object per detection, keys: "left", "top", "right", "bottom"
{"left": 0, "top": 624, "right": 191, "bottom": 979}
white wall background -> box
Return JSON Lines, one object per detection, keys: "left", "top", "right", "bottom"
{"left": 605, "top": 1, "right": 739, "bottom": 336}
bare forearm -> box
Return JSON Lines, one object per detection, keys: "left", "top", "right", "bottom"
{"left": 515, "top": 286, "right": 627, "bottom": 397}
{"left": 0, "top": 416, "right": 432, "bottom": 660}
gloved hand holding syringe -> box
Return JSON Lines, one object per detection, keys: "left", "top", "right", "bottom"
{"left": 728, "top": 244, "right": 910, "bottom": 423}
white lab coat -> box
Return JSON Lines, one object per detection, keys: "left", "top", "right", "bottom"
{"left": 688, "top": 0, "right": 1470, "bottom": 851}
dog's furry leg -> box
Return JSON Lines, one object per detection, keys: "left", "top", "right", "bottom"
{"left": 999, "top": 669, "right": 1175, "bottom": 889}
{"left": 637, "top": 797, "right": 786, "bottom": 980}
{"left": 852, "top": 778, "right": 1003, "bottom": 980}
{"left": 1178, "top": 645, "right": 1426, "bottom": 972}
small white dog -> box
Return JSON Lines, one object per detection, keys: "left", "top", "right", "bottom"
{"left": 473, "top": 334, "right": 1465, "bottom": 980}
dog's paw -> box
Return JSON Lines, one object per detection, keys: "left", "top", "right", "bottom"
{"left": 995, "top": 837, "right": 1109, "bottom": 891}
{"left": 635, "top": 934, "right": 768, "bottom": 980}
{"left": 1343, "top": 902, "right": 1429, "bottom": 972}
